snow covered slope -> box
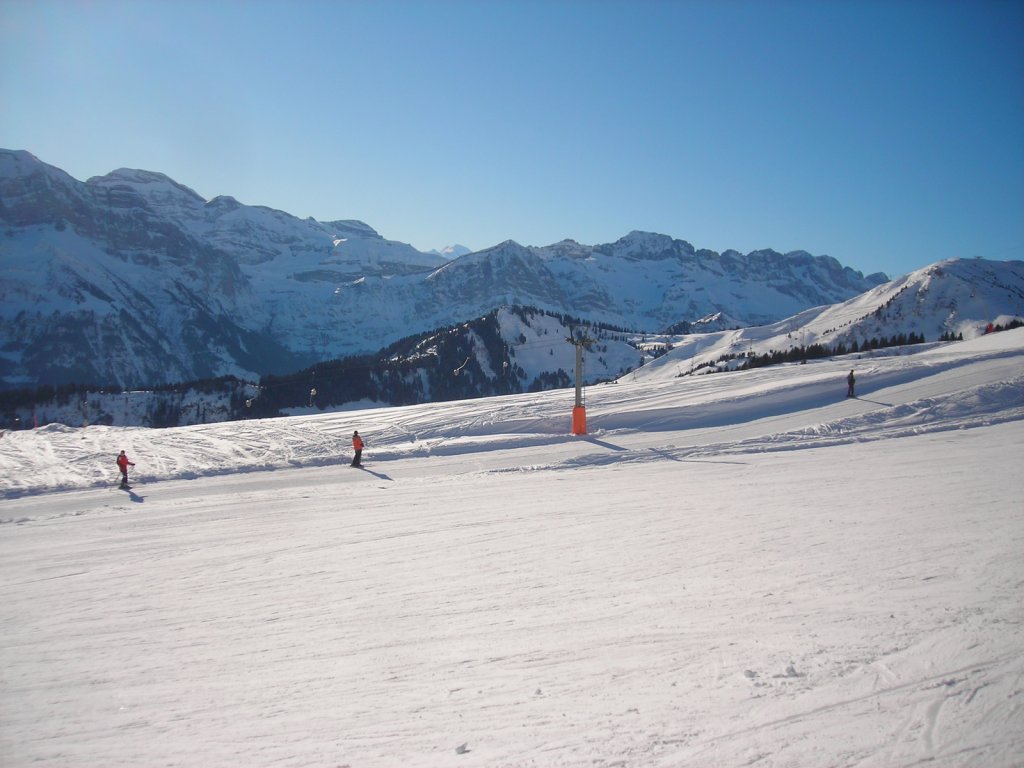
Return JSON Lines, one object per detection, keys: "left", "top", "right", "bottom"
{"left": 1, "top": 329, "right": 1021, "bottom": 767}
{"left": 1, "top": 149, "right": 885, "bottom": 389}
{"left": 631, "top": 258, "right": 1024, "bottom": 382}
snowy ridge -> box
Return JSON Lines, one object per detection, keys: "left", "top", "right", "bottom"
{"left": 0, "top": 330, "right": 1021, "bottom": 766}
{"left": 631, "top": 257, "right": 1024, "bottom": 381}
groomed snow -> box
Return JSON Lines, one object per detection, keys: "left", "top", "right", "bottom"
{"left": 1, "top": 330, "right": 1022, "bottom": 767}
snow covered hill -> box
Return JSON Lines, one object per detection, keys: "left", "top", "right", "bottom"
{"left": 1, "top": 329, "right": 1021, "bottom": 767}
{"left": 632, "top": 257, "right": 1024, "bottom": 381}
{"left": 3, "top": 256, "right": 1020, "bottom": 431}
{"left": 1, "top": 149, "right": 886, "bottom": 389}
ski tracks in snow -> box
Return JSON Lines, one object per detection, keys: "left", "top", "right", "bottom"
{"left": 507, "top": 373, "right": 1024, "bottom": 475}
{"left": 2, "top": 335, "right": 1022, "bottom": 497}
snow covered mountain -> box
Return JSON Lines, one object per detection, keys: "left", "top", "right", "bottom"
{"left": 1, "top": 149, "right": 888, "bottom": 389}
{"left": 247, "top": 260, "right": 1023, "bottom": 420}
{"left": 342, "top": 233, "right": 889, "bottom": 345}
{"left": 631, "top": 258, "right": 1024, "bottom": 381}
{"left": 7, "top": 259, "right": 1021, "bottom": 430}
{"left": 430, "top": 244, "right": 472, "bottom": 259}
{"left": 0, "top": 149, "right": 447, "bottom": 388}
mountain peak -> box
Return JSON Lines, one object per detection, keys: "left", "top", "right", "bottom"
{"left": 0, "top": 149, "right": 81, "bottom": 190}
{"left": 436, "top": 244, "right": 472, "bottom": 259}
{"left": 323, "top": 219, "right": 382, "bottom": 240}
{"left": 207, "top": 195, "right": 243, "bottom": 212}
{"left": 87, "top": 168, "right": 205, "bottom": 204}
{"left": 0, "top": 149, "right": 43, "bottom": 175}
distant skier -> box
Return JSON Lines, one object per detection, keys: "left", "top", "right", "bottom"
{"left": 116, "top": 450, "right": 135, "bottom": 488}
{"left": 351, "top": 431, "right": 364, "bottom": 468}
{"left": 846, "top": 369, "right": 856, "bottom": 398}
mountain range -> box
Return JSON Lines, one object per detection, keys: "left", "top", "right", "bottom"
{"left": 2, "top": 149, "right": 891, "bottom": 391}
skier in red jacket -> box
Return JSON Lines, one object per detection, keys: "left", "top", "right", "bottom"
{"left": 116, "top": 450, "right": 135, "bottom": 488}
{"left": 351, "top": 431, "right": 364, "bottom": 468}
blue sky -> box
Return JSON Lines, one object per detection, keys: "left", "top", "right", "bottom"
{"left": 2, "top": 0, "right": 1021, "bottom": 278}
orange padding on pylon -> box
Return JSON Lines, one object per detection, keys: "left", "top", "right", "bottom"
{"left": 572, "top": 405, "right": 587, "bottom": 435}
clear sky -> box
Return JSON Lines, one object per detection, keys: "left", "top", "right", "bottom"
{"left": 1, "top": 0, "right": 1022, "bottom": 278}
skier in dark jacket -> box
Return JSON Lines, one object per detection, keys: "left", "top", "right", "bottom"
{"left": 351, "top": 431, "right": 364, "bottom": 468}
{"left": 116, "top": 450, "right": 135, "bottom": 488}
{"left": 846, "top": 370, "right": 856, "bottom": 398}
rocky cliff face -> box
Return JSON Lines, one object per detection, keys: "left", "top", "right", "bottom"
{"left": 1, "top": 149, "right": 887, "bottom": 389}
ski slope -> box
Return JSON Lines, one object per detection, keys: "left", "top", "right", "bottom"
{"left": 1, "top": 330, "right": 1023, "bottom": 767}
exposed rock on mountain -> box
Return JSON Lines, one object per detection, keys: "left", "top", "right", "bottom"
{"left": 1, "top": 149, "right": 891, "bottom": 389}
